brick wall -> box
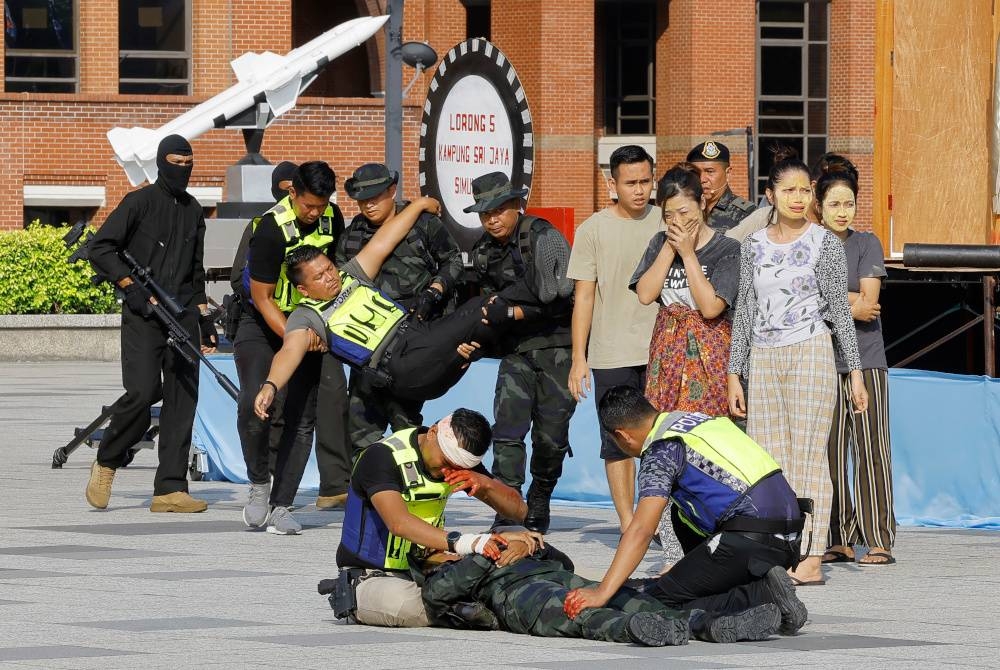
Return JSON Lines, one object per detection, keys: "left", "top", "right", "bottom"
{"left": 829, "top": 0, "right": 876, "bottom": 233}
{"left": 656, "top": 0, "right": 756, "bottom": 203}
{"left": 0, "top": 0, "right": 879, "bottom": 234}
{"left": 493, "top": 0, "right": 596, "bottom": 225}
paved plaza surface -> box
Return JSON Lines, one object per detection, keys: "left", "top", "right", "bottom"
{"left": 0, "top": 361, "right": 997, "bottom": 669}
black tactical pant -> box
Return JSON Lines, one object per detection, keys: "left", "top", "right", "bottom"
{"left": 647, "top": 514, "right": 797, "bottom": 614}
{"left": 383, "top": 296, "right": 498, "bottom": 401}
{"left": 234, "top": 314, "right": 324, "bottom": 507}
{"left": 345, "top": 370, "right": 423, "bottom": 459}
{"left": 97, "top": 307, "right": 199, "bottom": 496}
{"left": 491, "top": 347, "right": 575, "bottom": 492}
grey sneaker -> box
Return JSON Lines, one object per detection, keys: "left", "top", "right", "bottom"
{"left": 242, "top": 482, "right": 271, "bottom": 528}
{"left": 765, "top": 565, "right": 808, "bottom": 634}
{"left": 266, "top": 505, "right": 302, "bottom": 535}
{"left": 694, "top": 603, "right": 781, "bottom": 643}
{"left": 626, "top": 612, "right": 689, "bottom": 647}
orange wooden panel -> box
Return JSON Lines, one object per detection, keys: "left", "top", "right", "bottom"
{"left": 889, "top": 0, "right": 993, "bottom": 255}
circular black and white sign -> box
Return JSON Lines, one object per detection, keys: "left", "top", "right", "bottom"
{"left": 419, "top": 38, "right": 534, "bottom": 250}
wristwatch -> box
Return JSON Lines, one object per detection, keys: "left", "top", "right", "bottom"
{"left": 446, "top": 530, "right": 461, "bottom": 553}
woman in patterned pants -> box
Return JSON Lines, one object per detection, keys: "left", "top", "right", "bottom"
{"left": 727, "top": 147, "right": 867, "bottom": 586}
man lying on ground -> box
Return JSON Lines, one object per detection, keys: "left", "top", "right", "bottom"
{"left": 416, "top": 535, "right": 783, "bottom": 646}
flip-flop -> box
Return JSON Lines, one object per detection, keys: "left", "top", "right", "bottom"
{"left": 821, "top": 549, "right": 854, "bottom": 564}
{"left": 859, "top": 551, "right": 896, "bottom": 566}
{"left": 790, "top": 576, "right": 826, "bottom": 586}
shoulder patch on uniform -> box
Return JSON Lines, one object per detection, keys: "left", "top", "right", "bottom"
{"left": 732, "top": 196, "right": 756, "bottom": 213}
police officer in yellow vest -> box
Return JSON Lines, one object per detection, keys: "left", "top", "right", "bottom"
{"left": 330, "top": 409, "right": 534, "bottom": 627}
{"left": 234, "top": 161, "right": 348, "bottom": 536}
{"left": 564, "top": 386, "right": 808, "bottom": 636}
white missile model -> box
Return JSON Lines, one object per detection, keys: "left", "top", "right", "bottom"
{"left": 108, "top": 14, "right": 389, "bottom": 186}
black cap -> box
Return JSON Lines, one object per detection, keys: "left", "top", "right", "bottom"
{"left": 686, "top": 141, "right": 730, "bottom": 163}
{"left": 345, "top": 163, "right": 399, "bottom": 200}
{"left": 462, "top": 172, "right": 528, "bottom": 213}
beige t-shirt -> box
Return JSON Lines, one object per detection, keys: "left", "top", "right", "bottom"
{"left": 567, "top": 205, "right": 661, "bottom": 369}
{"left": 725, "top": 205, "right": 771, "bottom": 242}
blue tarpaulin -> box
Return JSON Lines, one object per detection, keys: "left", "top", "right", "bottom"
{"left": 193, "top": 356, "right": 1000, "bottom": 529}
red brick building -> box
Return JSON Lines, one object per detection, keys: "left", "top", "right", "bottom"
{"left": 1, "top": 0, "right": 876, "bottom": 234}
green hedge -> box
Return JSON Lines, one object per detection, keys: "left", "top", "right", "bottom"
{"left": 0, "top": 223, "right": 119, "bottom": 314}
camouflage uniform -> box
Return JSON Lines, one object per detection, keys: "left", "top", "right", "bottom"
{"left": 420, "top": 548, "right": 687, "bottom": 641}
{"left": 334, "top": 204, "right": 463, "bottom": 455}
{"left": 470, "top": 217, "right": 575, "bottom": 529}
{"left": 707, "top": 188, "right": 756, "bottom": 234}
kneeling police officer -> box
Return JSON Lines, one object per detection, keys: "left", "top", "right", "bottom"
{"left": 564, "top": 386, "right": 808, "bottom": 636}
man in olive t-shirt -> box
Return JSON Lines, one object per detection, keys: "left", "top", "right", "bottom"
{"left": 566, "top": 145, "right": 660, "bottom": 533}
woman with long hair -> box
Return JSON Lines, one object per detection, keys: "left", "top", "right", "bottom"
{"left": 816, "top": 170, "right": 897, "bottom": 567}
{"left": 727, "top": 147, "right": 868, "bottom": 585}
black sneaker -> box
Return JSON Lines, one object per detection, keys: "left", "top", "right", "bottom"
{"left": 765, "top": 565, "right": 808, "bottom": 634}
{"left": 626, "top": 612, "right": 689, "bottom": 647}
{"left": 698, "top": 603, "right": 781, "bottom": 643}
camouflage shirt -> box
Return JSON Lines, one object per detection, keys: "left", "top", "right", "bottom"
{"left": 334, "top": 203, "right": 462, "bottom": 310}
{"left": 707, "top": 188, "right": 756, "bottom": 234}
{"left": 470, "top": 216, "right": 574, "bottom": 353}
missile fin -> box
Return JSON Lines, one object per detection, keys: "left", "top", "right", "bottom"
{"left": 264, "top": 77, "right": 303, "bottom": 117}
{"left": 231, "top": 51, "right": 284, "bottom": 83}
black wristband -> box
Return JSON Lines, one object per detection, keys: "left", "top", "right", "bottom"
{"left": 260, "top": 380, "right": 278, "bottom": 394}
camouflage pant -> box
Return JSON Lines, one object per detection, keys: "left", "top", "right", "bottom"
{"left": 500, "top": 573, "right": 684, "bottom": 641}
{"left": 346, "top": 369, "right": 424, "bottom": 458}
{"left": 491, "top": 347, "right": 576, "bottom": 491}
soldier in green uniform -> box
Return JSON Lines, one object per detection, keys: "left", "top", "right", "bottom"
{"left": 335, "top": 163, "right": 464, "bottom": 462}
{"left": 465, "top": 172, "right": 576, "bottom": 534}
{"left": 418, "top": 539, "right": 782, "bottom": 644}
{"left": 686, "top": 141, "right": 756, "bottom": 234}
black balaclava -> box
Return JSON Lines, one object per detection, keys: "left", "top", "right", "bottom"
{"left": 271, "top": 161, "right": 299, "bottom": 201}
{"left": 156, "top": 134, "right": 193, "bottom": 197}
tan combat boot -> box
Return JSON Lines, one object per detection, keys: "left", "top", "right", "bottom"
{"left": 86, "top": 461, "right": 116, "bottom": 509}
{"left": 150, "top": 491, "right": 208, "bottom": 513}
{"left": 315, "top": 493, "right": 348, "bottom": 510}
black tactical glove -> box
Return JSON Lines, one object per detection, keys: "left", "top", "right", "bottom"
{"left": 200, "top": 311, "right": 219, "bottom": 348}
{"left": 411, "top": 286, "right": 444, "bottom": 321}
{"left": 122, "top": 282, "right": 153, "bottom": 316}
{"left": 483, "top": 296, "right": 514, "bottom": 326}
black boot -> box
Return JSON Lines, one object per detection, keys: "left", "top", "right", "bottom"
{"left": 524, "top": 479, "right": 555, "bottom": 534}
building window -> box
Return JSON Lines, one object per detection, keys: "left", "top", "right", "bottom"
{"left": 4, "top": 0, "right": 78, "bottom": 93}
{"left": 463, "top": 0, "right": 490, "bottom": 40}
{"left": 291, "top": 1, "right": 375, "bottom": 98}
{"left": 119, "top": 0, "right": 190, "bottom": 95}
{"left": 600, "top": 0, "right": 656, "bottom": 135}
{"left": 755, "top": 0, "right": 829, "bottom": 198}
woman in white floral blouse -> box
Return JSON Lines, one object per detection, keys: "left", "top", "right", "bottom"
{"left": 727, "top": 147, "right": 867, "bottom": 586}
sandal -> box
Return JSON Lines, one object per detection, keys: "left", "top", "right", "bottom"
{"left": 859, "top": 551, "right": 896, "bottom": 566}
{"left": 821, "top": 549, "right": 854, "bottom": 564}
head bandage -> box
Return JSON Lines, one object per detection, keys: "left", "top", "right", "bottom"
{"left": 437, "top": 414, "right": 482, "bottom": 469}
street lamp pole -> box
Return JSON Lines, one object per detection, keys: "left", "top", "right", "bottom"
{"left": 385, "top": 0, "right": 404, "bottom": 202}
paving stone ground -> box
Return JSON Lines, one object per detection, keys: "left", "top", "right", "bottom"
{"left": 1, "top": 361, "right": 997, "bottom": 669}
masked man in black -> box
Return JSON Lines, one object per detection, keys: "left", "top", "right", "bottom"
{"left": 86, "top": 134, "right": 214, "bottom": 514}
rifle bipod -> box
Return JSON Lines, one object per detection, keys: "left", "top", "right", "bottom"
{"left": 52, "top": 404, "right": 160, "bottom": 469}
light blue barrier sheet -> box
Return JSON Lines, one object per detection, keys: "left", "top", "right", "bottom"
{"left": 193, "top": 357, "right": 1000, "bottom": 529}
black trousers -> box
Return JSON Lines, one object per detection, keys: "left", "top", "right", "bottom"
{"left": 647, "top": 509, "right": 797, "bottom": 614}
{"left": 384, "top": 296, "right": 499, "bottom": 401}
{"left": 97, "top": 307, "right": 199, "bottom": 496}
{"left": 234, "top": 314, "right": 323, "bottom": 507}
